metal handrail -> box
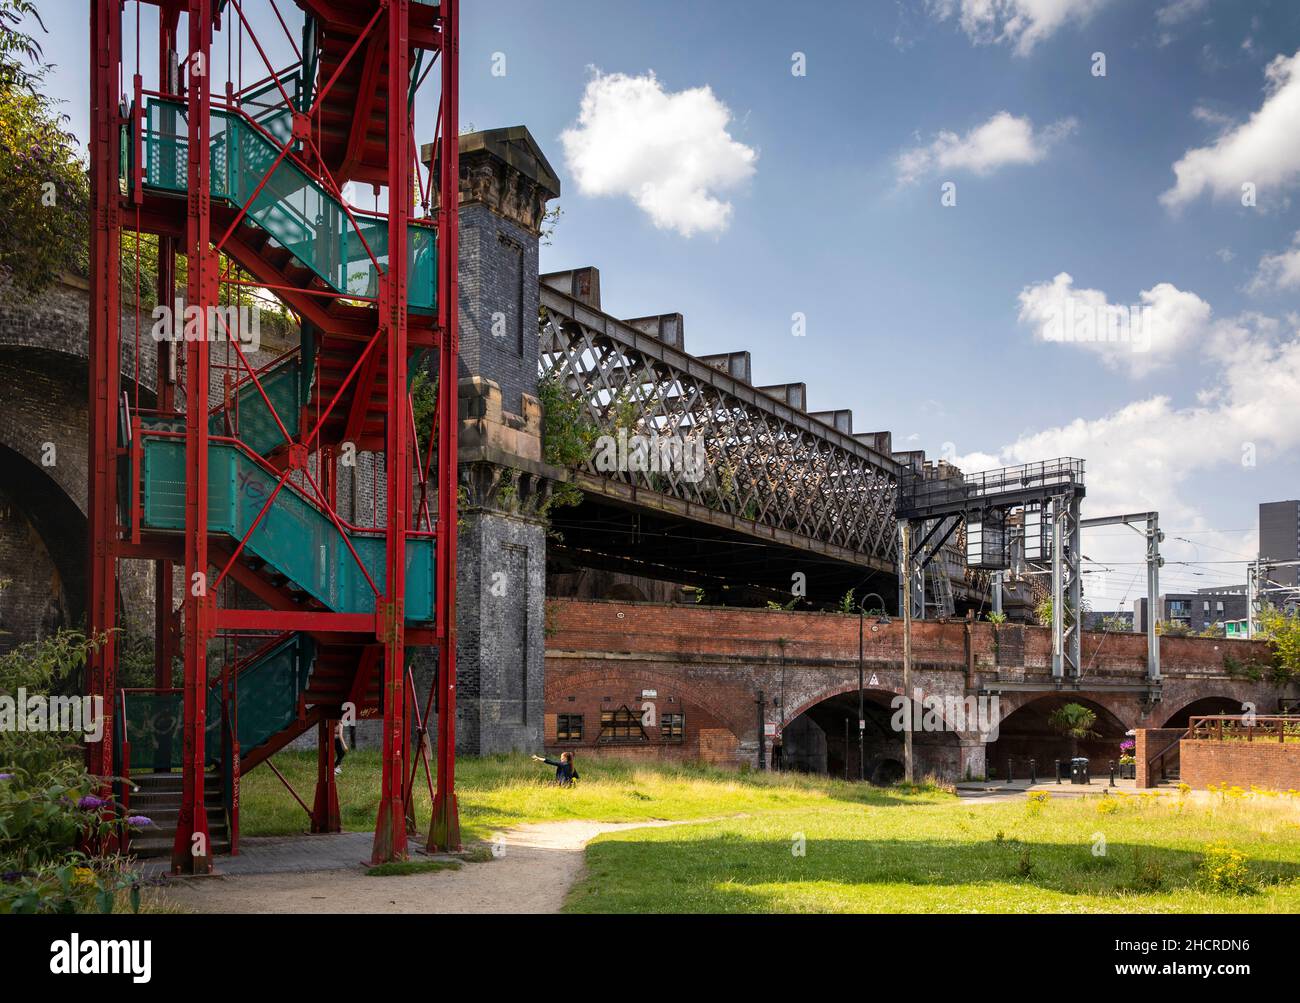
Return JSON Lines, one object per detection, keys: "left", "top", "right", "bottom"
{"left": 1188, "top": 714, "right": 1300, "bottom": 743}
{"left": 1147, "top": 729, "right": 1187, "bottom": 782}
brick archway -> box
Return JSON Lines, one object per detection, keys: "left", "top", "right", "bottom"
{"left": 1159, "top": 694, "right": 1249, "bottom": 729}
{"left": 987, "top": 692, "right": 1133, "bottom": 774}
{"left": 0, "top": 442, "right": 86, "bottom": 647}
{"left": 780, "top": 684, "right": 966, "bottom": 782}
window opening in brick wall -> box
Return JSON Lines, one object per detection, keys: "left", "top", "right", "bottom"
{"left": 599, "top": 705, "right": 648, "bottom": 743}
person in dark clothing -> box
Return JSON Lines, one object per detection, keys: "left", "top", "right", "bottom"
{"left": 531, "top": 751, "right": 579, "bottom": 786}
{"left": 334, "top": 722, "right": 348, "bottom": 776}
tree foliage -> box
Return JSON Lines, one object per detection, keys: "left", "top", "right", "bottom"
{"left": 1256, "top": 604, "right": 1300, "bottom": 684}
{"left": 1048, "top": 702, "right": 1098, "bottom": 757}
{"left": 0, "top": 2, "right": 88, "bottom": 296}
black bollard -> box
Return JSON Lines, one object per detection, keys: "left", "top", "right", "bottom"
{"left": 1109, "top": 760, "right": 1116, "bottom": 787}
{"left": 1029, "top": 758, "right": 1037, "bottom": 785}
{"left": 1006, "top": 759, "right": 1013, "bottom": 786}
{"left": 1056, "top": 760, "right": 1063, "bottom": 784}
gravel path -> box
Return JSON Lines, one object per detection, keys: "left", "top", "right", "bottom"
{"left": 160, "top": 818, "right": 698, "bottom": 914}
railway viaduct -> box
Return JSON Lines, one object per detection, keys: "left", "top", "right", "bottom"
{"left": 543, "top": 599, "right": 1297, "bottom": 781}
{"left": 0, "top": 124, "right": 1295, "bottom": 772}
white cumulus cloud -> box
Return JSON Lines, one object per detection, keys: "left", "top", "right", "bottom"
{"left": 1250, "top": 233, "right": 1300, "bottom": 293}
{"left": 927, "top": 0, "right": 1111, "bottom": 56}
{"left": 1161, "top": 50, "right": 1300, "bottom": 210}
{"left": 1018, "top": 273, "right": 1213, "bottom": 378}
{"left": 1156, "top": 0, "right": 1210, "bottom": 28}
{"left": 559, "top": 70, "right": 757, "bottom": 238}
{"left": 896, "top": 111, "right": 1075, "bottom": 184}
{"left": 957, "top": 307, "right": 1300, "bottom": 589}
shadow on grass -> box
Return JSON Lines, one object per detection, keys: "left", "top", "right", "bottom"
{"left": 568, "top": 834, "right": 1300, "bottom": 913}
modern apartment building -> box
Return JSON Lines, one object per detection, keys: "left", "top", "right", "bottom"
{"left": 1259, "top": 499, "right": 1300, "bottom": 587}
{"left": 1134, "top": 586, "right": 1249, "bottom": 634}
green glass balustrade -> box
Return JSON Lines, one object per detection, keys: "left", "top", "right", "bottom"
{"left": 208, "top": 355, "right": 303, "bottom": 457}
{"left": 139, "top": 436, "right": 435, "bottom": 621}
{"left": 114, "top": 634, "right": 313, "bottom": 773}
{"left": 143, "top": 98, "right": 437, "bottom": 311}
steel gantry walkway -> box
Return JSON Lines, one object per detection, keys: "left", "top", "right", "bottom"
{"left": 87, "top": 0, "right": 461, "bottom": 872}
{"left": 896, "top": 458, "right": 1087, "bottom": 677}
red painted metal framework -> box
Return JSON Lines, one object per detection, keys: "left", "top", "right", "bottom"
{"left": 87, "top": 0, "right": 460, "bottom": 872}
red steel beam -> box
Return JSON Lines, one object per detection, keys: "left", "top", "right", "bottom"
{"left": 340, "top": 29, "right": 385, "bottom": 182}
{"left": 215, "top": 608, "right": 377, "bottom": 633}
{"left": 341, "top": 334, "right": 383, "bottom": 446}
{"left": 372, "top": 0, "right": 412, "bottom": 865}
{"left": 429, "top": 0, "right": 461, "bottom": 853}
{"left": 86, "top": 0, "right": 123, "bottom": 788}
{"left": 154, "top": 5, "right": 181, "bottom": 691}
{"left": 173, "top": 0, "right": 216, "bottom": 876}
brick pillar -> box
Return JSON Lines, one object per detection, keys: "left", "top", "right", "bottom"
{"left": 958, "top": 736, "right": 988, "bottom": 781}
{"left": 425, "top": 127, "right": 560, "bottom": 755}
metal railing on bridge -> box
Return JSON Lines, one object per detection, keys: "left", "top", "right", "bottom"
{"left": 898, "top": 458, "right": 1086, "bottom": 518}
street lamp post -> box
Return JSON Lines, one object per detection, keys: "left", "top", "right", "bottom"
{"left": 858, "top": 592, "right": 887, "bottom": 783}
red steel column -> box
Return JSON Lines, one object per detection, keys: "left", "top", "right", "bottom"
{"left": 86, "top": 0, "right": 122, "bottom": 786}
{"left": 173, "top": 0, "right": 216, "bottom": 875}
{"left": 154, "top": 6, "right": 180, "bottom": 690}
{"left": 429, "top": 0, "right": 461, "bottom": 853}
{"left": 371, "top": 0, "right": 412, "bottom": 864}
{"left": 311, "top": 718, "right": 341, "bottom": 833}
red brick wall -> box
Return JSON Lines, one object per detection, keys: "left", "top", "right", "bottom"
{"left": 545, "top": 599, "right": 1274, "bottom": 675}
{"left": 1135, "top": 728, "right": 1187, "bottom": 788}
{"left": 542, "top": 670, "right": 739, "bottom": 767}
{"left": 1180, "top": 739, "right": 1300, "bottom": 790}
{"left": 543, "top": 599, "right": 1290, "bottom": 771}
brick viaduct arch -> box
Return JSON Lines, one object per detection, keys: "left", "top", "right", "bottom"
{"left": 0, "top": 283, "right": 154, "bottom": 647}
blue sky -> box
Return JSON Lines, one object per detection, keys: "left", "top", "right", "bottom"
{"left": 30, "top": 0, "right": 1300, "bottom": 606}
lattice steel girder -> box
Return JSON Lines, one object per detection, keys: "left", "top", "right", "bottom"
{"left": 540, "top": 288, "right": 904, "bottom": 575}
{"left": 541, "top": 287, "right": 902, "bottom": 472}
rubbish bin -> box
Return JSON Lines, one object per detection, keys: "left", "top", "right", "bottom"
{"left": 1070, "top": 757, "right": 1090, "bottom": 785}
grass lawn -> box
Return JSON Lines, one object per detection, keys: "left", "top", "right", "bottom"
{"left": 239, "top": 749, "right": 944, "bottom": 842}
{"left": 239, "top": 751, "right": 1300, "bottom": 913}
{"left": 569, "top": 790, "right": 1300, "bottom": 913}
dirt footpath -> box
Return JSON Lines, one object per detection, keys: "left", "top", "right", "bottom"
{"left": 160, "top": 818, "right": 694, "bottom": 914}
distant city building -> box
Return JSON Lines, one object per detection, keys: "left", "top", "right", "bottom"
{"left": 1135, "top": 586, "right": 1248, "bottom": 634}
{"left": 1223, "top": 619, "right": 1249, "bottom": 639}
{"left": 1259, "top": 499, "right": 1300, "bottom": 588}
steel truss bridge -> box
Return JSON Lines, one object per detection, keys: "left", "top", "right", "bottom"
{"left": 538, "top": 273, "right": 988, "bottom": 609}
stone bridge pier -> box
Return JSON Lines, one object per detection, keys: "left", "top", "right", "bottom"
{"left": 428, "top": 126, "right": 561, "bottom": 754}
{"left": 543, "top": 600, "right": 1298, "bottom": 781}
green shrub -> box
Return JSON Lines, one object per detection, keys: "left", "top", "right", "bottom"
{"left": 1199, "top": 842, "right": 1254, "bottom": 895}
{"left": 0, "top": 625, "right": 148, "bottom": 914}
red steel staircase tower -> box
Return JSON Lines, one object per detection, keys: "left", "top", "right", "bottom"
{"left": 87, "top": 0, "right": 461, "bottom": 872}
